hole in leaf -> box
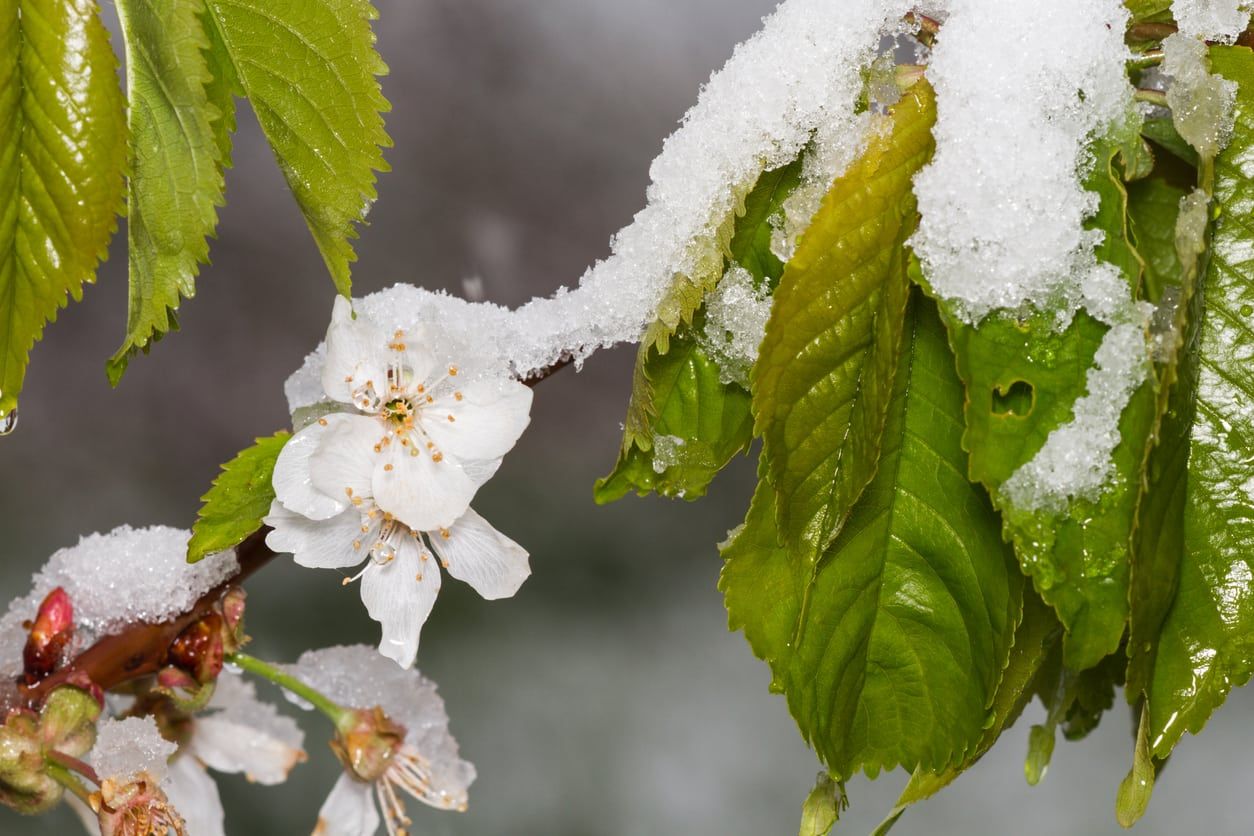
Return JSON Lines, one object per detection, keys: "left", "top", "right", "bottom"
{"left": 992, "top": 380, "right": 1034, "bottom": 417}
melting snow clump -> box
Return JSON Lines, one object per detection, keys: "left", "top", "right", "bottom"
{"left": 912, "top": 0, "right": 1135, "bottom": 322}
{"left": 1171, "top": 1, "right": 1253, "bottom": 42}
{"left": 701, "top": 266, "right": 772, "bottom": 386}
{"left": 651, "top": 435, "right": 687, "bottom": 474}
{"left": 0, "top": 526, "right": 239, "bottom": 678}
{"left": 1002, "top": 321, "right": 1154, "bottom": 513}
{"left": 90, "top": 717, "right": 176, "bottom": 783}
{"left": 1163, "top": 32, "right": 1237, "bottom": 161}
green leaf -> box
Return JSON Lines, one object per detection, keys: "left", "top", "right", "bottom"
{"left": 188, "top": 431, "right": 290, "bottom": 562}
{"left": 596, "top": 161, "right": 800, "bottom": 502}
{"left": 1145, "top": 44, "right": 1254, "bottom": 758}
{"left": 753, "top": 82, "right": 935, "bottom": 561}
{"left": 108, "top": 0, "right": 226, "bottom": 384}
{"left": 1116, "top": 706, "right": 1157, "bottom": 828}
{"left": 930, "top": 137, "right": 1156, "bottom": 671}
{"left": 872, "top": 591, "right": 1062, "bottom": 836}
{"left": 798, "top": 772, "right": 844, "bottom": 836}
{"left": 0, "top": 0, "right": 126, "bottom": 420}
{"left": 1126, "top": 176, "right": 1202, "bottom": 702}
{"left": 203, "top": 0, "right": 391, "bottom": 295}
{"left": 594, "top": 332, "right": 754, "bottom": 502}
{"left": 722, "top": 293, "right": 1022, "bottom": 779}
{"left": 1124, "top": 0, "right": 1173, "bottom": 25}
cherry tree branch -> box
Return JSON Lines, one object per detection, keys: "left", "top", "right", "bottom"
{"left": 0, "top": 360, "right": 575, "bottom": 717}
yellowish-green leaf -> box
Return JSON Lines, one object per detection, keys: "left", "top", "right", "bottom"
{"left": 108, "top": 0, "right": 226, "bottom": 384}
{"left": 203, "top": 0, "right": 391, "bottom": 295}
{"left": 0, "top": 0, "right": 126, "bottom": 420}
{"left": 753, "top": 82, "right": 936, "bottom": 561}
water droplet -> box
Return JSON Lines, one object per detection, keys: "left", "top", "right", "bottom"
{"left": 0, "top": 408, "right": 16, "bottom": 435}
{"left": 1241, "top": 304, "right": 1253, "bottom": 318}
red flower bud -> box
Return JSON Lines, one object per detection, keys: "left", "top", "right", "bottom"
{"left": 21, "top": 588, "right": 74, "bottom": 686}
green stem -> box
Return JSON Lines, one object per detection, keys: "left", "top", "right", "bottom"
{"left": 44, "top": 758, "right": 93, "bottom": 805}
{"left": 1133, "top": 88, "right": 1169, "bottom": 108}
{"left": 226, "top": 652, "right": 344, "bottom": 723}
{"left": 1127, "top": 49, "right": 1164, "bottom": 70}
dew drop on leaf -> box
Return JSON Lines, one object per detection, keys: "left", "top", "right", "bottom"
{"left": 0, "top": 408, "right": 17, "bottom": 436}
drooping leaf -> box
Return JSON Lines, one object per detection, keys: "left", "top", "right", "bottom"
{"left": 596, "top": 161, "right": 799, "bottom": 502}
{"left": 929, "top": 136, "right": 1156, "bottom": 671}
{"left": 188, "top": 431, "right": 290, "bottom": 562}
{"left": 1145, "top": 44, "right": 1254, "bottom": 759}
{"left": 721, "top": 294, "right": 1022, "bottom": 779}
{"left": 1116, "top": 706, "right": 1157, "bottom": 828}
{"left": 753, "top": 82, "right": 935, "bottom": 561}
{"left": 0, "top": 0, "right": 126, "bottom": 421}
{"left": 203, "top": 0, "right": 391, "bottom": 295}
{"left": 872, "top": 591, "right": 1062, "bottom": 836}
{"left": 1126, "top": 175, "right": 1202, "bottom": 701}
{"left": 798, "top": 772, "right": 844, "bottom": 836}
{"left": 108, "top": 0, "right": 226, "bottom": 384}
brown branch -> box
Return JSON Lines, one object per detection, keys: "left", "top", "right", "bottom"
{"left": 1, "top": 359, "right": 574, "bottom": 718}
{"left": 1, "top": 530, "right": 276, "bottom": 715}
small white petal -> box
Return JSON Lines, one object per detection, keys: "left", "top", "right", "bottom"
{"left": 372, "top": 442, "right": 476, "bottom": 532}
{"left": 265, "top": 503, "right": 371, "bottom": 570}
{"left": 322, "top": 296, "right": 391, "bottom": 407}
{"left": 360, "top": 535, "right": 441, "bottom": 668}
{"left": 430, "top": 508, "right": 530, "bottom": 600}
{"left": 273, "top": 421, "right": 348, "bottom": 521}
{"left": 423, "top": 378, "right": 533, "bottom": 462}
{"left": 191, "top": 716, "right": 305, "bottom": 785}
{"left": 310, "top": 414, "right": 384, "bottom": 503}
{"left": 164, "top": 756, "right": 226, "bottom": 836}
{"left": 315, "top": 773, "right": 380, "bottom": 836}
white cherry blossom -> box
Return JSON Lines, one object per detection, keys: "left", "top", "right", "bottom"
{"left": 283, "top": 295, "right": 533, "bottom": 532}
{"left": 282, "top": 645, "right": 475, "bottom": 836}
{"left": 267, "top": 298, "right": 532, "bottom": 669}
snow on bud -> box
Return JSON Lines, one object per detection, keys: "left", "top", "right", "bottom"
{"left": 86, "top": 718, "right": 183, "bottom": 835}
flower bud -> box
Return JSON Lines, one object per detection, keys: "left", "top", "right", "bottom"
{"left": 22, "top": 588, "right": 74, "bottom": 686}
{"left": 38, "top": 686, "right": 102, "bottom": 759}
{"left": 167, "top": 614, "right": 224, "bottom": 685}
{"left": 0, "top": 710, "right": 60, "bottom": 814}
{"left": 330, "top": 706, "right": 405, "bottom": 783}
{"left": 90, "top": 775, "right": 186, "bottom": 836}
{"left": 220, "top": 587, "right": 248, "bottom": 649}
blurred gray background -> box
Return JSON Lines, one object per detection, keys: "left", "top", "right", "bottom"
{"left": 1, "top": 1, "right": 1249, "bottom": 833}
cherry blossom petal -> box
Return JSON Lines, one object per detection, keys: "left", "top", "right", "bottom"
{"left": 423, "top": 378, "right": 533, "bottom": 462}
{"left": 273, "top": 421, "right": 348, "bottom": 521}
{"left": 360, "top": 535, "right": 441, "bottom": 668}
{"left": 164, "top": 756, "right": 226, "bottom": 836}
{"left": 310, "top": 414, "right": 384, "bottom": 505}
{"left": 321, "top": 297, "right": 391, "bottom": 406}
{"left": 461, "top": 456, "right": 503, "bottom": 489}
{"left": 188, "top": 675, "right": 306, "bottom": 785}
{"left": 315, "top": 773, "right": 380, "bottom": 836}
{"left": 430, "top": 508, "right": 530, "bottom": 600}
{"left": 372, "top": 442, "right": 476, "bottom": 532}
{"left": 265, "top": 503, "right": 370, "bottom": 570}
